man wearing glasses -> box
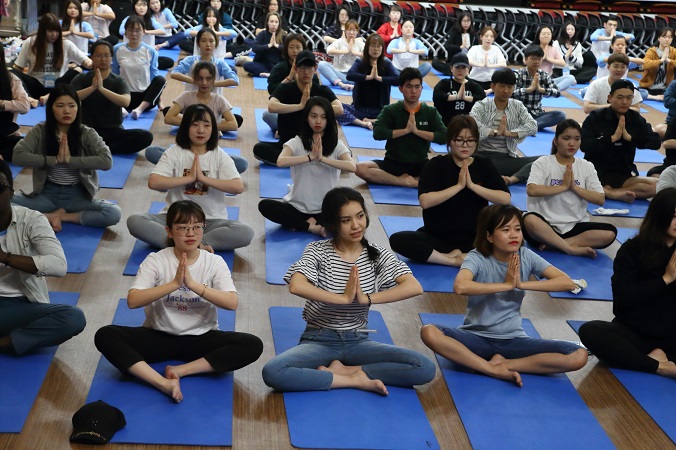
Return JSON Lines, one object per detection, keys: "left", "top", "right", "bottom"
{"left": 72, "top": 40, "right": 153, "bottom": 155}
{"left": 470, "top": 68, "right": 538, "bottom": 186}
{"left": 0, "top": 160, "right": 85, "bottom": 355}
{"left": 356, "top": 67, "right": 447, "bottom": 188}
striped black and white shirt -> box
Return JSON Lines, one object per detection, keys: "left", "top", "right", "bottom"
{"left": 284, "top": 239, "right": 411, "bottom": 330}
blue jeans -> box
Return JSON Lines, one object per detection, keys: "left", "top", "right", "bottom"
{"left": 535, "top": 110, "right": 566, "bottom": 131}
{"left": 144, "top": 146, "right": 249, "bottom": 174}
{"left": 11, "top": 182, "right": 121, "bottom": 228}
{"left": 0, "top": 296, "right": 86, "bottom": 354}
{"left": 554, "top": 74, "right": 577, "bottom": 91}
{"left": 435, "top": 325, "right": 582, "bottom": 360}
{"left": 317, "top": 61, "right": 351, "bottom": 85}
{"left": 262, "top": 327, "right": 436, "bottom": 391}
{"left": 393, "top": 62, "right": 432, "bottom": 78}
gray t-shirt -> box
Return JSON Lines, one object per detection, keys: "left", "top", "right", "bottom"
{"left": 459, "top": 247, "right": 551, "bottom": 338}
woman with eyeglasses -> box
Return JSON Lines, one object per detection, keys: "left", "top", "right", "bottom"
{"left": 389, "top": 115, "right": 510, "bottom": 266}
{"left": 96, "top": 200, "right": 263, "bottom": 403}
{"left": 127, "top": 104, "right": 253, "bottom": 253}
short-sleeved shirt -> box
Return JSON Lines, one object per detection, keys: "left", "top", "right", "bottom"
{"left": 72, "top": 71, "right": 130, "bottom": 129}
{"left": 112, "top": 42, "right": 158, "bottom": 92}
{"left": 61, "top": 20, "right": 95, "bottom": 54}
{"left": 271, "top": 82, "right": 337, "bottom": 143}
{"left": 284, "top": 240, "right": 411, "bottom": 330}
{"left": 459, "top": 247, "right": 551, "bottom": 338}
{"left": 14, "top": 38, "right": 88, "bottom": 85}
{"left": 418, "top": 154, "right": 508, "bottom": 241}
{"left": 433, "top": 78, "right": 486, "bottom": 125}
{"left": 82, "top": 3, "right": 114, "bottom": 38}
{"left": 388, "top": 37, "right": 428, "bottom": 71}
{"left": 132, "top": 247, "right": 236, "bottom": 335}
{"left": 583, "top": 76, "right": 642, "bottom": 106}
{"left": 283, "top": 136, "right": 351, "bottom": 214}
{"left": 466, "top": 45, "right": 505, "bottom": 83}
{"left": 152, "top": 145, "right": 240, "bottom": 219}
{"left": 526, "top": 155, "right": 604, "bottom": 234}
{"left": 173, "top": 91, "right": 232, "bottom": 124}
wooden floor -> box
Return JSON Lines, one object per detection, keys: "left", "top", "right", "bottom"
{"left": 1, "top": 67, "right": 675, "bottom": 450}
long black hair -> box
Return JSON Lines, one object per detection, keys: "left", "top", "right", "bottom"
{"left": 62, "top": 0, "right": 85, "bottom": 32}
{"left": 558, "top": 21, "right": 578, "bottom": 47}
{"left": 298, "top": 97, "right": 338, "bottom": 157}
{"left": 358, "top": 33, "right": 385, "bottom": 73}
{"left": 0, "top": 43, "right": 12, "bottom": 101}
{"left": 451, "top": 12, "right": 474, "bottom": 35}
{"left": 132, "top": 0, "right": 155, "bottom": 32}
{"left": 45, "top": 84, "right": 82, "bottom": 157}
{"left": 550, "top": 119, "right": 581, "bottom": 155}
{"left": 201, "top": 6, "right": 222, "bottom": 30}
{"left": 33, "top": 14, "right": 64, "bottom": 73}
{"left": 322, "top": 187, "right": 379, "bottom": 261}
{"left": 636, "top": 187, "right": 676, "bottom": 270}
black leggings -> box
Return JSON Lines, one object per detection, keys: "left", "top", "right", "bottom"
{"left": 579, "top": 320, "right": 676, "bottom": 373}
{"left": 93, "top": 127, "right": 153, "bottom": 155}
{"left": 389, "top": 228, "right": 475, "bottom": 262}
{"left": 94, "top": 325, "right": 263, "bottom": 375}
{"left": 129, "top": 75, "right": 167, "bottom": 110}
{"left": 11, "top": 68, "right": 80, "bottom": 99}
{"left": 258, "top": 199, "right": 321, "bottom": 232}
{"left": 0, "top": 133, "right": 23, "bottom": 162}
{"left": 253, "top": 141, "right": 283, "bottom": 165}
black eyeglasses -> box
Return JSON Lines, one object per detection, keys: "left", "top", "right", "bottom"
{"left": 0, "top": 182, "right": 13, "bottom": 194}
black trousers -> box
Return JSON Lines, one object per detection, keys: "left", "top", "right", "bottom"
{"left": 93, "top": 127, "right": 154, "bottom": 155}
{"left": 11, "top": 68, "right": 80, "bottom": 99}
{"left": 95, "top": 325, "right": 263, "bottom": 375}
{"left": 129, "top": 75, "right": 167, "bottom": 110}
{"left": 253, "top": 141, "right": 283, "bottom": 165}
{"left": 258, "top": 199, "right": 322, "bottom": 232}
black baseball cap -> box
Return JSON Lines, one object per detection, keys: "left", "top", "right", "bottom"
{"left": 295, "top": 50, "right": 317, "bottom": 67}
{"left": 70, "top": 400, "right": 126, "bottom": 445}
{"left": 451, "top": 53, "right": 470, "bottom": 68}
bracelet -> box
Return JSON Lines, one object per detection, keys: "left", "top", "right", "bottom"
{"left": 200, "top": 283, "right": 207, "bottom": 297}
{"left": 307, "top": 154, "right": 312, "bottom": 163}
{"left": 3, "top": 252, "right": 10, "bottom": 266}
{"left": 366, "top": 293, "right": 372, "bottom": 307}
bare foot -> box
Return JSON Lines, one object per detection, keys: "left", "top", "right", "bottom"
{"left": 337, "top": 82, "right": 353, "bottom": 91}
{"left": 657, "top": 361, "right": 676, "bottom": 379}
{"left": 363, "top": 118, "right": 376, "bottom": 123}
{"left": 321, "top": 360, "right": 360, "bottom": 376}
{"left": 349, "top": 369, "right": 389, "bottom": 395}
{"left": 445, "top": 249, "right": 465, "bottom": 267}
{"left": 606, "top": 188, "right": 636, "bottom": 203}
{"left": 648, "top": 348, "right": 668, "bottom": 363}
{"left": 165, "top": 364, "right": 181, "bottom": 379}
{"left": 29, "top": 97, "right": 39, "bottom": 108}
{"left": 260, "top": 72, "right": 270, "bottom": 78}
{"left": 45, "top": 209, "right": 66, "bottom": 233}
{"left": 131, "top": 109, "right": 141, "bottom": 120}
{"left": 160, "top": 376, "right": 183, "bottom": 403}
{"left": 489, "top": 363, "right": 523, "bottom": 387}
{"left": 274, "top": 130, "right": 280, "bottom": 139}
{"left": 122, "top": 108, "right": 129, "bottom": 119}
{"left": 308, "top": 223, "right": 327, "bottom": 237}
{"left": 567, "top": 245, "right": 597, "bottom": 258}
{"left": 502, "top": 175, "right": 519, "bottom": 186}
{"left": 39, "top": 94, "right": 49, "bottom": 106}
{"left": 399, "top": 174, "right": 418, "bottom": 188}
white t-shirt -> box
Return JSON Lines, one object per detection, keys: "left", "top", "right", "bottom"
{"left": 657, "top": 165, "right": 676, "bottom": 192}
{"left": 388, "top": 37, "right": 428, "bottom": 71}
{"left": 467, "top": 45, "right": 505, "bottom": 83}
{"left": 15, "top": 38, "right": 88, "bottom": 85}
{"left": 61, "top": 20, "right": 95, "bottom": 54}
{"left": 131, "top": 248, "right": 236, "bottom": 335}
{"left": 173, "top": 91, "right": 232, "bottom": 124}
{"left": 526, "top": 155, "right": 604, "bottom": 233}
{"left": 113, "top": 42, "right": 155, "bottom": 92}
{"left": 283, "top": 136, "right": 351, "bottom": 214}
{"left": 327, "top": 37, "right": 365, "bottom": 72}
{"left": 583, "top": 76, "right": 642, "bottom": 106}
{"left": 152, "top": 145, "right": 240, "bottom": 219}
{"left": 82, "top": 3, "right": 114, "bottom": 39}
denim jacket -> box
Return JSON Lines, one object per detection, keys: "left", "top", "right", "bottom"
{"left": 4, "top": 205, "right": 67, "bottom": 303}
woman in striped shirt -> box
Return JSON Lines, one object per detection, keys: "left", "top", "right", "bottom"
{"left": 262, "top": 187, "right": 435, "bottom": 395}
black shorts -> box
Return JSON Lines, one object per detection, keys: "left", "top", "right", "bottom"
{"left": 523, "top": 211, "right": 617, "bottom": 249}
{"left": 374, "top": 157, "right": 428, "bottom": 177}
{"left": 598, "top": 171, "right": 633, "bottom": 189}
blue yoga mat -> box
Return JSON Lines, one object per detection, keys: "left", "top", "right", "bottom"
{"left": 121, "top": 109, "right": 157, "bottom": 131}
{"left": 615, "top": 227, "right": 636, "bottom": 244}
{"left": 0, "top": 292, "right": 79, "bottom": 433}
{"left": 258, "top": 163, "right": 291, "bottom": 199}
{"left": 123, "top": 202, "right": 237, "bottom": 276}
{"left": 379, "top": 216, "right": 458, "bottom": 293}
{"left": 532, "top": 248, "right": 614, "bottom": 301}
{"left": 169, "top": 107, "right": 242, "bottom": 140}
{"left": 99, "top": 153, "right": 137, "bottom": 189}
{"left": 391, "top": 81, "right": 433, "bottom": 102}
{"left": 17, "top": 105, "right": 45, "bottom": 126}
{"left": 420, "top": 313, "right": 614, "bottom": 450}
{"left": 567, "top": 320, "right": 676, "bottom": 444}
{"left": 317, "top": 72, "right": 355, "bottom": 97}
{"left": 255, "top": 108, "right": 278, "bottom": 143}
{"left": 541, "top": 95, "right": 582, "bottom": 109}
{"left": 264, "top": 220, "right": 320, "bottom": 285}
{"left": 588, "top": 198, "right": 650, "bottom": 218}
{"left": 58, "top": 222, "right": 107, "bottom": 273}
{"left": 158, "top": 47, "right": 180, "bottom": 60}
{"left": 340, "top": 123, "right": 386, "bottom": 150}
{"left": 85, "top": 299, "right": 235, "bottom": 446}
{"left": 269, "top": 306, "right": 440, "bottom": 450}
{"left": 8, "top": 162, "right": 22, "bottom": 178}
{"left": 519, "top": 130, "right": 555, "bottom": 157}
{"left": 356, "top": 156, "right": 419, "bottom": 206}
{"left": 508, "top": 184, "right": 528, "bottom": 211}
{"left": 253, "top": 76, "right": 269, "bottom": 90}
{"left": 643, "top": 99, "right": 668, "bottom": 113}
{"left": 635, "top": 149, "right": 665, "bottom": 163}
